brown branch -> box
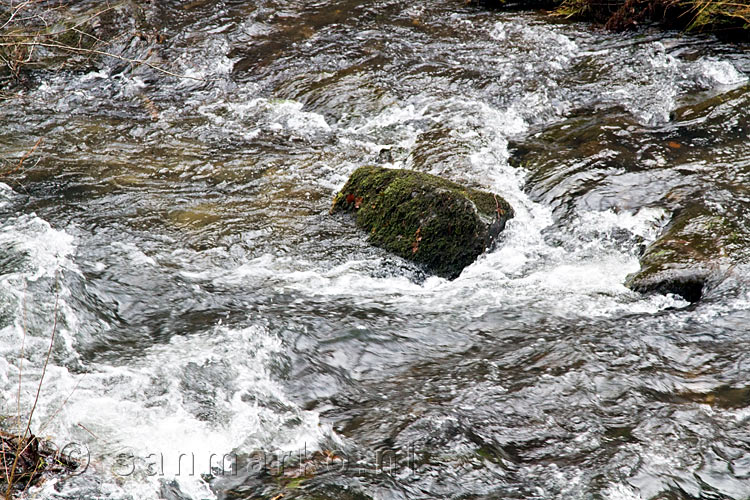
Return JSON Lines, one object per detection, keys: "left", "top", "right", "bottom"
{"left": 0, "top": 137, "right": 42, "bottom": 178}
{"left": 0, "top": 1, "right": 34, "bottom": 32}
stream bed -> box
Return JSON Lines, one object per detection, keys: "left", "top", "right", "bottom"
{"left": 2, "top": 1, "right": 750, "bottom": 498}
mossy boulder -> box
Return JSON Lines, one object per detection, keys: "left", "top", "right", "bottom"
{"left": 625, "top": 205, "right": 749, "bottom": 302}
{"left": 330, "top": 166, "right": 513, "bottom": 279}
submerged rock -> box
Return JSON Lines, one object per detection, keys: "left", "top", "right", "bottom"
{"left": 625, "top": 205, "right": 748, "bottom": 302}
{"left": 330, "top": 166, "right": 513, "bottom": 279}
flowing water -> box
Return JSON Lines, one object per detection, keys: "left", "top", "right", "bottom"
{"left": 1, "top": 1, "right": 750, "bottom": 498}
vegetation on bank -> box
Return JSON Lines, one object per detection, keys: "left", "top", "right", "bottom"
{"left": 474, "top": 0, "right": 750, "bottom": 38}
{"left": 0, "top": 430, "right": 81, "bottom": 497}
{"left": 0, "top": 1, "right": 184, "bottom": 90}
{"left": 0, "top": 1, "right": 116, "bottom": 81}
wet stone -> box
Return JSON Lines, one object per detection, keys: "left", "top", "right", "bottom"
{"left": 626, "top": 204, "right": 750, "bottom": 302}
{"left": 330, "top": 166, "right": 514, "bottom": 279}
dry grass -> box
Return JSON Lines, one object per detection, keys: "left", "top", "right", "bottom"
{"left": 472, "top": 0, "right": 749, "bottom": 36}
{"left": 684, "top": 0, "right": 750, "bottom": 32}
{"left": 554, "top": 0, "right": 750, "bottom": 35}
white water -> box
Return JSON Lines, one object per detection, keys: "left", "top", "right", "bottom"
{"left": 1, "top": 6, "right": 750, "bottom": 499}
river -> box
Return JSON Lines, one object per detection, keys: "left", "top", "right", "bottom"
{"left": 1, "top": 0, "right": 750, "bottom": 498}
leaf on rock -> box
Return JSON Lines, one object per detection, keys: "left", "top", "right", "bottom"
{"left": 412, "top": 227, "right": 422, "bottom": 254}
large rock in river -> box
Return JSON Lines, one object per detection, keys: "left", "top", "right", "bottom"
{"left": 625, "top": 204, "right": 748, "bottom": 302}
{"left": 331, "top": 166, "right": 514, "bottom": 279}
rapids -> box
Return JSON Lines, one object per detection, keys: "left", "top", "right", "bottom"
{"left": 1, "top": 1, "right": 750, "bottom": 498}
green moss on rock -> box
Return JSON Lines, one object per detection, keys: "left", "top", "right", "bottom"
{"left": 625, "top": 204, "right": 749, "bottom": 302}
{"left": 331, "top": 166, "right": 514, "bottom": 279}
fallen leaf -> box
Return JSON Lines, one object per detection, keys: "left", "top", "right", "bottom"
{"left": 668, "top": 141, "right": 682, "bottom": 149}
{"left": 355, "top": 196, "right": 363, "bottom": 209}
{"left": 493, "top": 194, "right": 505, "bottom": 218}
{"left": 140, "top": 95, "right": 160, "bottom": 121}
{"left": 345, "top": 194, "right": 355, "bottom": 204}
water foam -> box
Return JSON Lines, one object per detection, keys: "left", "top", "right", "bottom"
{"left": 25, "top": 324, "right": 324, "bottom": 500}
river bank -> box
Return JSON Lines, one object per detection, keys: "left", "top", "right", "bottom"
{"left": 477, "top": 0, "right": 750, "bottom": 39}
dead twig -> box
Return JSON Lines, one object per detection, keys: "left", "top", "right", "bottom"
{"left": 4, "top": 274, "right": 60, "bottom": 499}
{"left": 1, "top": 1, "right": 211, "bottom": 82}
{"left": 38, "top": 373, "right": 86, "bottom": 437}
{"left": 16, "top": 283, "right": 28, "bottom": 430}
{"left": 75, "top": 423, "right": 101, "bottom": 443}
{"left": 0, "top": 1, "right": 34, "bottom": 33}
{"left": 0, "top": 40, "right": 209, "bottom": 81}
{"left": 0, "top": 137, "right": 42, "bottom": 179}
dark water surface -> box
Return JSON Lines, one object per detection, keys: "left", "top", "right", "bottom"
{"left": 1, "top": 1, "right": 750, "bottom": 498}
